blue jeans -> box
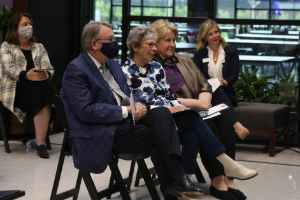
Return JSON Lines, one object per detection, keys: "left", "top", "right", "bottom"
{"left": 172, "top": 111, "right": 226, "bottom": 174}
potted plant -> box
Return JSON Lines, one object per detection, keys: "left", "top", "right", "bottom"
{"left": 234, "top": 68, "right": 298, "bottom": 112}
{"left": 0, "top": 4, "right": 13, "bottom": 43}
{"left": 234, "top": 67, "right": 277, "bottom": 103}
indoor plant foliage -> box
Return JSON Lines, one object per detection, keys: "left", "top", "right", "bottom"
{"left": 234, "top": 67, "right": 277, "bottom": 103}
{"left": 234, "top": 68, "right": 298, "bottom": 111}
{"left": 274, "top": 72, "right": 298, "bottom": 111}
{"left": 0, "top": 4, "right": 13, "bottom": 29}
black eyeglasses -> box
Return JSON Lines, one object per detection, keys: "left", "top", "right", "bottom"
{"left": 144, "top": 43, "right": 158, "bottom": 49}
{"left": 97, "top": 38, "right": 116, "bottom": 43}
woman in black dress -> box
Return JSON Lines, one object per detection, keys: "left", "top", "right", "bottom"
{"left": 0, "top": 13, "right": 57, "bottom": 158}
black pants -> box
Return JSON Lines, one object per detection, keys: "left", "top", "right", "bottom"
{"left": 172, "top": 111, "right": 226, "bottom": 174}
{"left": 211, "top": 88, "right": 239, "bottom": 125}
{"left": 113, "top": 107, "right": 184, "bottom": 200}
{"left": 199, "top": 114, "right": 236, "bottom": 180}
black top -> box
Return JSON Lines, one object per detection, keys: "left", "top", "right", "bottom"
{"left": 18, "top": 49, "right": 35, "bottom": 81}
{"left": 19, "top": 48, "right": 52, "bottom": 81}
{"left": 22, "top": 49, "right": 35, "bottom": 70}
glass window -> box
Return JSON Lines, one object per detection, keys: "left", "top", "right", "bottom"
{"left": 94, "top": 0, "right": 111, "bottom": 22}
{"left": 216, "top": 0, "right": 300, "bottom": 20}
{"left": 216, "top": 0, "right": 235, "bottom": 18}
{"left": 237, "top": 10, "right": 269, "bottom": 19}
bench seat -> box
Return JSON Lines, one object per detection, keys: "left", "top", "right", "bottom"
{"left": 233, "top": 102, "right": 290, "bottom": 156}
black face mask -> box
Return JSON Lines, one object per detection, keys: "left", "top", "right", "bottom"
{"left": 98, "top": 41, "right": 120, "bottom": 59}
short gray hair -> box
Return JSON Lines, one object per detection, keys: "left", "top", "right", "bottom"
{"left": 126, "top": 25, "right": 158, "bottom": 58}
{"left": 81, "top": 21, "right": 114, "bottom": 52}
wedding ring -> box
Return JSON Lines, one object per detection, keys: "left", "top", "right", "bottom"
{"left": 182, "top": 109, "right": 184, "bottom": 111}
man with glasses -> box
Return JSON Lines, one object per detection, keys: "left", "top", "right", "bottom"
{"left": 60, "top": 21, "right": 204, "bottom": 200}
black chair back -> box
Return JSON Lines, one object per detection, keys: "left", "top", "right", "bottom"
{"left": 51, "top": 95, "right": 72, "bottom": 151}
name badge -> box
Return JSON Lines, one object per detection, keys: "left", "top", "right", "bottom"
{"left": 202, "top": 58, "right": 209, "bottom": 63}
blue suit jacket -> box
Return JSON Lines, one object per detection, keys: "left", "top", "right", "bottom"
{"left": 193, "top": 46, "right": 240, "bottom": 106}
{"left": 60, "top": 51, "right": 140, "bottom": 173}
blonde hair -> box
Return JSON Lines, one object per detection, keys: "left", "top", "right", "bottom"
{"left": 196, "top": 19, "right": 227, "bottom": 52}
{"left": 150, "top": 19, "right": 178, "bottom": 41}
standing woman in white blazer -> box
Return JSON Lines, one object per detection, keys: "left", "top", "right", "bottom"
{"left": 0, "top": 13, "right": 57, "bottom": 158}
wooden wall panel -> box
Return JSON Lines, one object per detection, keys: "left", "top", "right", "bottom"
{"left": 13, "top": 0, "right": 28, "bottom": 13}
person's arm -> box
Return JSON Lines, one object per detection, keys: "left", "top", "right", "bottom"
{"left": 178, "top": 92, "right": 212, "bottom": 109}
{"left": 0, "top": 43, "right": 24, "bottom": 81}
{"left": 62, "top": 63, "right": 123, "bottom": 124}
{"left": 224, "top": 49, "right": 240, "bottom": 87}
{"left": 191, "top": 57, "right": 212, "bottom": 93}
{"left": 39, "top": 43, "right": 54, "bottom": 79}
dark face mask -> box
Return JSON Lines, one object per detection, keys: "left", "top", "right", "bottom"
{"left": 99, "top": 41, "right": 120, "bottom": 59}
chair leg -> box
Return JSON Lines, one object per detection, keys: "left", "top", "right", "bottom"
{"left": 269, "top": 130, "right": 276, "bottom": 157}
{"left": 46, "top": 131, "right": 52, "bottom": 150}
{"left": 284, "top": 131, "right": 290, "bottom": 149}
{"left": 80, "top": 171, "right": 100, "bottom": 200}
{"left": 195, "top": 162, "right": 206, "bottom": 183}
{"left": 134, "top": 168, "right": 141, "bottom": 187}
{"left": 108, "top": 156, "right": 131, "bottom": 200}
{"left": 50, "top": 154, "right": 66, "bottom": 200}
{"left": 136, "top": 160, "right": 160, "bottom": 200}
{"left": 73, "top": 171, "right": 82, "bottom": 200}
{"left": 0, "top": 111, "right": 10, "bottom": 153}
{"left": 127, "top": 160, "right": 136, "bottom": 191}
{"left": 106, "top": 157, "right": 119, "bottom": 199}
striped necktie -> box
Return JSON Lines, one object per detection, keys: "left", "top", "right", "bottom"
{"left": 100, "top": 64, "right": 129, "bottom": 101}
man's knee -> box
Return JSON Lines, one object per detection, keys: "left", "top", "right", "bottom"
{"left": 152, "top": 107, "right": 171, "bottom": 115}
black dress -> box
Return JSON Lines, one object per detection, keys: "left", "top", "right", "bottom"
{"left": 13, "top": 49, "right": 57, "bottom": 118}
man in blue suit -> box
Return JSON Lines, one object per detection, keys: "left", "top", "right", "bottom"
{"left": 60, "top": 21, "right": 204, "bottom": 200}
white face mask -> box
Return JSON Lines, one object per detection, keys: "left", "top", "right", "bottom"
{"left": 18, "top": 25, "right": 33, "bottom": 39}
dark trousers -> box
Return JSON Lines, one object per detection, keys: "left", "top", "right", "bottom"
{"left": 113, "top": 107, "right": 184, "bottom": 200}
{"left": 212, "top": 88, "right": 239, "bottom": 125}
{"left": 200, "top": 114, "right": 236, "bottom": 180}
{"left": 172, "top": 111, "right": 226, "bottom": 174}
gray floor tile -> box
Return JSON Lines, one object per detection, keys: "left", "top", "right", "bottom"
{"left": 1, "top": 133, "right": 300, "bottom": 199}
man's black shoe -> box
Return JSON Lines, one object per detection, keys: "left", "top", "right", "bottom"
{"left": 165, "top": 176, "right": 204, "bottom": 199}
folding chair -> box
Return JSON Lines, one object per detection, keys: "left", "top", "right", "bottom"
{"left": 0, "top": 190, "right": 25, "bottom": 200}
{"left": 134, "top": 161, "right": 206, "bottom": 188}
{"left": 0, "top": 102, "right": 51, "bottom": 153}
{"left": 50, "top": 95, "right": 160, "bottom": 200}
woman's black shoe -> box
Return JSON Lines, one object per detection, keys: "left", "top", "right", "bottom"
{"left": 209, "top": 185, "right": 236, "bottom": 200}
{"left": 228, "top": 188, "right": 247, "bottom": 200}
{"left": 35, "top": 144, "right": 49, "bottom": 158}
{"left": 165, "top": 176, "right": 204, "bottom": 199}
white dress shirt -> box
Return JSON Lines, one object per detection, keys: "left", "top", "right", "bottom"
{"left": 87, "top": 53, "right": 128, "bottom": 118}
{"left": 207, "top": 44, "right": 226, "bottom": 79}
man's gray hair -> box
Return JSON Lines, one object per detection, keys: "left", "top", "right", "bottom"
{"left": 81, "top": 21, "right": 114, "bottom": 52}
{"left": 126, "top": 25, "right": 158, "bottom": 58}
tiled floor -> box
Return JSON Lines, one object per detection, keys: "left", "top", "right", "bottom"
{"left": 1, "top": 133, "right": 300, "bottom": 200}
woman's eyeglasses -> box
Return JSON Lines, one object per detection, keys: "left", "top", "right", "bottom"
{"left": 144, "top": 43, "right": 158, "bottom": 49}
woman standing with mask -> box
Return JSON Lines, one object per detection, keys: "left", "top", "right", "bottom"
{"left": 0, "top": 13, "right": 57, "bottom": 158}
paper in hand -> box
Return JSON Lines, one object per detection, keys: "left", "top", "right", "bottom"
{"left": 199, "top": 103, "right": 229, "bottom": 120}
{"left": 129, "top": 89, "right": 135, "bottom": 126}
{"left": 207, "top": 79, "right": 221, "bottom": 93}
{"left": 207, "top": 103, "right": 228, "bottom": 115}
